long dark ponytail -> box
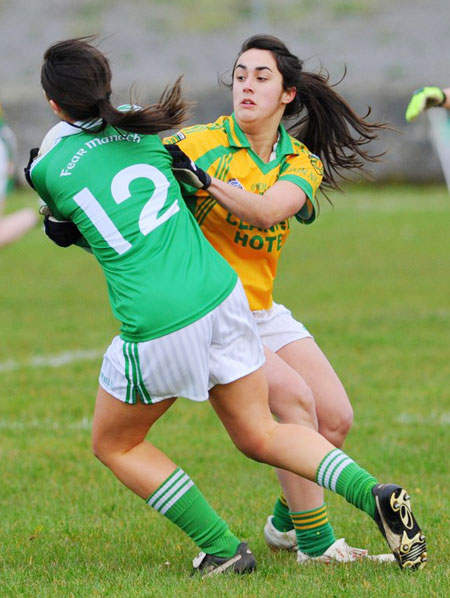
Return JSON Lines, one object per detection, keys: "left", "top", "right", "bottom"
{"left": 41, "top": 37, "right": 189, "bottom": 135}
{"left": 234, "top": 34, "right": 388, "bottom": 193}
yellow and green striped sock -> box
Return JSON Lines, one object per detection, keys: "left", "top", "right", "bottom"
{"left": 272, "top": 494, "right": 294, "bottom": 532}
{"left": 290, "top": 504, "right": 336, "bottom": 556}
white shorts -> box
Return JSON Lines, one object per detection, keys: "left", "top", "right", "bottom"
{"left": 252, "top": 302, "right": 312, "bottom": 353}
{"left": 99, "top": 281, "right": 265, "bottom": 404}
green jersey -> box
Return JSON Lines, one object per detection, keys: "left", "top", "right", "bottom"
{"left": 31, "top": 118, "right": 237, "bottom": 342}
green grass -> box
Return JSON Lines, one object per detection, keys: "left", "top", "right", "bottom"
{"left": 1, "top": 185, "right": 449, "bottom": 597}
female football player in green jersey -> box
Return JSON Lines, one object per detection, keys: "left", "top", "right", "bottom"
{"left": 30, "top": 37, "right": 426, "bottom": 575}
{"left": 164, "top": 34, "right": 411, "bottom": 564}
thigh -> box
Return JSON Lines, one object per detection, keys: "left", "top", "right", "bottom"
{"left": 276, "top": 337, "right": 352, "bottom": 427}
{"left": 92, "top": 385, "right": 177, "bottom": 453}
{"left": 208, "top": 368, "right": 275, "bottom": 452}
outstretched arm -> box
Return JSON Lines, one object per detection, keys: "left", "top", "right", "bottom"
{"left": 206, "top": 177, "right": 306, "bottom": 229}
{"left": 405, "top": 86, "right": 450, "bottom": 122}
{"left": 165, "top": 143, "right": 307, "bottom": 228}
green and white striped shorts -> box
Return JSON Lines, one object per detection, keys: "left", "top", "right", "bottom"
{"left": 99, "top": 281, "right": 265, "bottom": 404}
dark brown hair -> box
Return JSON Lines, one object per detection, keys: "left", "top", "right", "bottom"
{"left": 232, "top": 34, "right": 388, "bottom": 193}
{"left": 41, "top": 37, "right": 188, "bottom": 135}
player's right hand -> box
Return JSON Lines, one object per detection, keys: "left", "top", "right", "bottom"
{"left": 405, "top": 87, "right": 446, "bottom": 122}
{"left": 164, "top": 143, "right": 211, "bottom": 190}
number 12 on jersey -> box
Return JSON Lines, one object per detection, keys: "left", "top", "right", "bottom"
{"left": 73, "top": 164, "right": 180, "bottom": 255}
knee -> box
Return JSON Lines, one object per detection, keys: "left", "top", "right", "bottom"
{"left": 269, "top": 381, "right": 317, "bottom": 429}
{"left": 318, "top": 404, "right": 353, "bottom": 447}
{"left": 91, "top": 433, "right": 108, "bottom": 465}
{"left": 232, "top": 426, "right": 275, "bottom": 463}
{"left": 91, "top": 429, "right": 117, "bottom": 467}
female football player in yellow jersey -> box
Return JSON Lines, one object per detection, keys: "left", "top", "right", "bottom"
{"left": 164, "top": 34, "right": 397, "bottom": 563}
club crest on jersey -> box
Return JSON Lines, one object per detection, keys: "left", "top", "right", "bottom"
{"left": 227, "top": 178, "right": 244, "bottom": 189}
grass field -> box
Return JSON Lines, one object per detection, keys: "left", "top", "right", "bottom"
{"left": 1, "top": 185, "right": 449, "bottom": 597}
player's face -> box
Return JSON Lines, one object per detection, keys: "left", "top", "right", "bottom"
{"left": 232, "top": 49, "right": 295, "bottom": 129}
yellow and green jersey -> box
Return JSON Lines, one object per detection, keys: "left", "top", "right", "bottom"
{"left": 164, "top": 114, "right": 323, "bottom": 310}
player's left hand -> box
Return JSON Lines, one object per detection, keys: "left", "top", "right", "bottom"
{"left": 164, "top": 143, "right": 211, "bottom": 190}
{"left": 43, "top": 214, "right": 82, "bottom": 248}
{"left": 405, "top": 87, "right": 446, "bottom": 122}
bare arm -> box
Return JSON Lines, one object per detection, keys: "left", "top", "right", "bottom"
{"left": 165, "top": 142, "right": 310, "bottom": 227}
{"left": 207, "top": 178, "right": 307, "bottom": 228}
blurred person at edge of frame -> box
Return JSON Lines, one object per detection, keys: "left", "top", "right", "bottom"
{"left": 0, "top": 103, "right": 37, "bottom": 248}
{"left": 405, "top": 86, "right": 450, "bottom": 121}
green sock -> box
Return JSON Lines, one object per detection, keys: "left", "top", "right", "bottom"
{"left": 272, "top": 494, "right": 294, "bottom": 532}
{"left": 147, "top": 467, "right": 240, "bottom": 557}
{"left": 290, "top": 504, "right": 336, "bottom": 556}
{"left": 316, "top": 449, "right": 377, "bottom": 518}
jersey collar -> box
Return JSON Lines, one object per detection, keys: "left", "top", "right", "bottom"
{"left": 226, "top": 113, "right": 296, "bottom": 157}
{"left": 50, "top": 117, "right": 105, "bottom": 142}
{"left": 224, "top": 113, "right": 251, "bottom": 148}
